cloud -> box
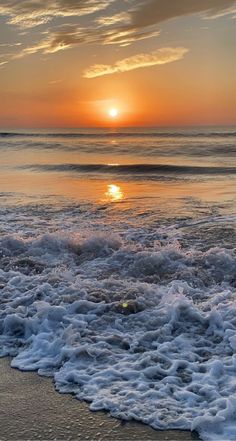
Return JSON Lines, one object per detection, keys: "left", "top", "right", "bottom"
{"left": 49, "top": 79, "right": 63, "bottom": 85}
{"left": 102, "top": 28, "right": 160, "bottom": 47}
{"left": 0, "top": 43, "right": 22, "bottom": 48}
{"left": 1, "top": 0, "right": 235, "bottom": 67}
{"left": 128, "top": 0, "right": 236, "bottom": 28}
{"left": 83, "top": 47, "right": 188, "bottom": 78}
{"left": 12, "top": 23, "right": 160, "bottom": 60}
{"left": 0, "top": 0, "right": 114, "bottom": 28}
{"left": 98, "top": 0, "right": 236, "bottom": 32}
{"left": 1, "top": 0, "right": 235, "bottom": 31}
{"left": 96, "top": 12, "right": 129, "bottom": 27}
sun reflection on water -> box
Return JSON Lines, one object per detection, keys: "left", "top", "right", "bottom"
{"left": 105, "top": 184, "right": 124, "bottom": 202}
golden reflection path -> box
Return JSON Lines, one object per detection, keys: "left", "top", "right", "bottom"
{"left": 105, "top": 184, "right": 124, "bottom": 202}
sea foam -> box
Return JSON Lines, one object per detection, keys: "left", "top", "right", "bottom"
{"left": 1, "top": 211, "right": 236, "bottom": 441}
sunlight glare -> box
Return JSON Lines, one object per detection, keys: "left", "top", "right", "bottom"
{"left": 105, "top": 184, "right": 124, "bottom": 202}
{"left": 109, "top": 108, "right": 118, "bottom": 118}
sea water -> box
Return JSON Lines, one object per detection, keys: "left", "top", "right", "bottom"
{"left": 0, "top": 127, "right": 236, "bottom": 441}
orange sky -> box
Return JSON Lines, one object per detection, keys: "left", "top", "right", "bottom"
{"left": 0, "top": 0, "right": 236, "bottom": 127}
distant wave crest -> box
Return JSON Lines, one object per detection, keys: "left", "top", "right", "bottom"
{"left": 1, "top": 131, "right": 236, "bottom": 139}
{"left": 22, "top": 163, "right": 236, "bottom": 176}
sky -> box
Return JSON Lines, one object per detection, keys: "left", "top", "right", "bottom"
{"left": 0, "top": 0, "right": 236, "bottom": 128}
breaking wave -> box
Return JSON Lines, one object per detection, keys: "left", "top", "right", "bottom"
{"left": 1, "top": 204, "right": 236, "bottom": 441}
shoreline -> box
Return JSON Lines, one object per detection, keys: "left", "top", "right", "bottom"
{"left": 0, "top": 357, "right": 201, "bottom": 441}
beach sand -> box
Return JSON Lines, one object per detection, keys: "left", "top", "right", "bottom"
{"left": 0, "top": 357, "right": 200, "bottom": 441}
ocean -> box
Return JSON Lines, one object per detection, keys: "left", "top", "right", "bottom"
{"left": 0, "top": 127, "right": 236, "bottom": 441}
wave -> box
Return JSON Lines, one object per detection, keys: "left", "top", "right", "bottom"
{"left": 1, "top": 130, "right": 236, "bottom": 139}
{"left": 1, "top": 222, "right": 236, "bottom": 441}
{"left": 22, "top": 163, "right": 236, "bottom": 176}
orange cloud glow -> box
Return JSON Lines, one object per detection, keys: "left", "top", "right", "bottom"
{"left": 83, "top": 47, "right": 188, "bottom": 78}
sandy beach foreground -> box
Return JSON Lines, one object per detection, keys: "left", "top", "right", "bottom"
{"left": 0, "top": 358, "right": 200, "bottom": 441}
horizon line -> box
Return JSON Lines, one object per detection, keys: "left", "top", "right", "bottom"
{"left": 1, "top": 124, "right": 236, "bottom": 131}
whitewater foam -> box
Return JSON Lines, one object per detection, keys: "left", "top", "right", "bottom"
{"left": 0, "top": 205, "right": 236, "bottom": 441}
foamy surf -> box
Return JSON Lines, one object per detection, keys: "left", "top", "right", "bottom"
{"left": 0, "top": 201, "right": 236, "bottom": 441}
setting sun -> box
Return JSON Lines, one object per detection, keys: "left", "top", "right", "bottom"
{"left": 109, "top": 108, "right": 118, "bottom": 118}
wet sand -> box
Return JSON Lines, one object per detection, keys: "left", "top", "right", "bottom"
{"left": 0, "top": 358, "right": 201, "bottom": 441}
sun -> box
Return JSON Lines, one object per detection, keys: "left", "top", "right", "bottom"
{"left": 109, "top": 108, "right": 118, "bottom": 118}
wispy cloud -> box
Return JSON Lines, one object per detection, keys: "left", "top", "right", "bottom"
{"left": 49, "top": 79, "right": 63, "bottom": 85}
{"left": 11, "top": 23, "right": 160, "bottom": 60}
{"left": 83, "top": 47, "right": 189, "bottom": 78}
{"left": 102, "top": 28, "right": 160, "bottom": 47}
{"left": 0, "top": 0, "right": 114, "bottom": 29}
{"left": 0, "top": 43, "right": 22, "bottom": 47}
